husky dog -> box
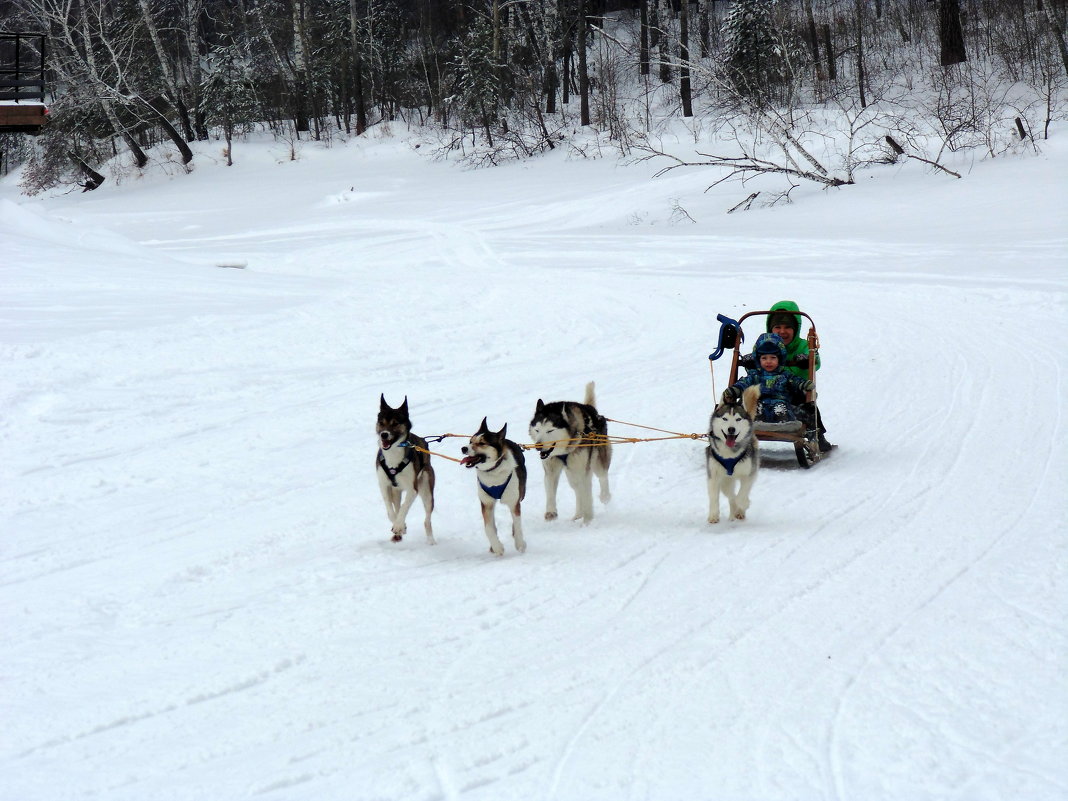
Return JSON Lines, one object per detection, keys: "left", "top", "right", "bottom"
{"left": 461, "top": 418, "right": 527, "bottom": 556}
{"left": 376, "top": 395, "right": 435, "bottom": 544}
{"left": 528, "top": 381, "right": 611, "bottom": 524}
{"left": 706, "top": 385, "right": 761, "bottom": 524}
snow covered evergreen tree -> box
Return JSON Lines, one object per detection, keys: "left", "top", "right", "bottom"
{"left": 721, "top": 0, "right": 782, "bottom": 101}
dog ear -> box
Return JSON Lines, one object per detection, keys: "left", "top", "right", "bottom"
{"left": 498, "top": 422, "right": 508, "bottom": 439}
{"left": 535, "top": 399, "right": 545, "bottom": 412}
{"left": 399, "top": 396, "right": 409, "bottom": 415}
{"left": 477, "top": 417, "right": 489, "bottom": 434}
{"left": 379, "top": 394, "right": 388, "bottom": 411}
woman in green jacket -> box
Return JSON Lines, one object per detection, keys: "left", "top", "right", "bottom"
{"left": 766, "top": 299, "right": 820, "bottom": 379}
{"left": 757, "top": 300, "right": 833, "bottom": 452}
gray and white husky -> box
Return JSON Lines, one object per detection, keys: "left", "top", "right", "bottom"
{"left": 376, "top": 395, "right": 435, "bottom": 544}
{"left": 528, "top": 381, "right": 612, "bottom": 524}
{"left": 706, "top": 385, "right": 761, "bottom": 524}
{"left": 461, "top": 418, "right": 527, "bottom": 556}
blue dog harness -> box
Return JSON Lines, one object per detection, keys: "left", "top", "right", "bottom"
{"left": 479, "top": 473, "right": 512, "bottom": 499}
{"left": 710, "top": 450, "right": 747, "bottom": 476}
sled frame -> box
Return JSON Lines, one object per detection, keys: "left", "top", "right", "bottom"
{"left": 725, "top": 309, "right": 824, "bottom": 468}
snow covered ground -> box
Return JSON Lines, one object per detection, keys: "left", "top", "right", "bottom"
{"left": 2, "top": 125, "right": 1066, "bottom": 801}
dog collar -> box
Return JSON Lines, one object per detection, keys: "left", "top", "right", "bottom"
{"left": 378, "top": 446, "right": 412, "bottom": 486}
{"left": 710, "top": 449, "right": 746, "bottom": 476}
{"left": 479, "top": 472, "right": 512, "bottom": 500}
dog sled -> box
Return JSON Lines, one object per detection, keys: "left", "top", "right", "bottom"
{"left": 709, "top": 310, "right": 827, "bottom": 468}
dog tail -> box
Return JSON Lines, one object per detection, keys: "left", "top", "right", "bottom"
{"left": 742, "top": 384, "right": 761, "bottom": 419}
{"left": 584, "top": 381, "right": 596, "bottom": 408}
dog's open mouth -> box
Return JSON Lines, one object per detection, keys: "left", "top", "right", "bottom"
{"left": 538, "top": 447, "right": 552, "bottom": 460}
{"left": 724, "top": 435, "right": 738, "bottom": 449}
{"left": 380, "top": 436, "right": 394, "bottom": 450}
{"left": 461, "top": 454, "right": 486, "bottom": 468}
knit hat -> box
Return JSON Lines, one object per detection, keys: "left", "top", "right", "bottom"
{"left": 753, "top": 333, "right": 787, "bottom": 362}
{"left": 768, "top": 312, "right": 797, "bottom": 332}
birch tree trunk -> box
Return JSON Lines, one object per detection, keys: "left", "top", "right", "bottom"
{"left": 292, "top": 0, "right": 311, "bottom": 132}
{"left": 76, "top": 0, "right": 148, "bottom": 168}
{"left": 679, "top": 0, "right": 692, "bottom": 117}
{"left": 182, "top": 0, "right": 208, "bottom": 139}
{"left": 137, "top": 0, "right": 195, "bottom": 141}
{"left": 1038, "top": 0, "right": 1068, "bottom": 78}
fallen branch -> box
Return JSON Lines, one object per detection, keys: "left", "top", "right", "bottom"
{"left": 885, "top": 135, "right": 961, "bottom": 178}
{"left": 653, "top": 151, "right": 852, "bottom": 188}
{"left": 727, "top": 192, "right": 760, "bottom": 214}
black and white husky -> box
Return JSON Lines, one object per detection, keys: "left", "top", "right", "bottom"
{"left": 461, "top": 418, "right": 527, "bottom": 557}
{"left": 376, "top": 395, "right": 435, "bottom": 544}
{"left": 706, "top": 385, "right": 761, "bottom": 524}
{"left": 528, "top": 381, "right": 612, "bottom": 524}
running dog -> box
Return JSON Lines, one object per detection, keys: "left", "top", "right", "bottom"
{"left": 461, "top": 418, "right": 527, "bottom": 556}
{"left": 706, "top": 384, "right": 761, "bottom": 524}
{"left": 528, "top": 381, "right": 611, "bottom": 524}
{"left": 376, "top": 395, "right": 435, "bottom": 544}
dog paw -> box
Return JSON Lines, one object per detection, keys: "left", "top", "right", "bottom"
{"left": 489, "top": 544, "right": 504, "bottom": 557}
{"left": 514, "top": 538, "right": 527, "bottom": 553}
{"left": 545, "top": 511, "right": 558, "bottom": 521}
{"left": 600, "top": 491, "right": 611, "bottom": 503}
{"left": 391, "top": 533, "right": 403, "bottom": 542}
{"left": 707, "top": 516, "right": 720, "bottom": 525}
{"left": 733, "top": 511, "right": 746, "bottom": 521}
{"left": 391, "top": 524, "right": 407, "bottom": 538}
{"left": 425, "top": 534, "right": 437, "bottom": 545}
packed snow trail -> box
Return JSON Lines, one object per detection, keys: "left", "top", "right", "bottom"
{"left": 2, "top": 134, "right": 1065, "bottom": 801}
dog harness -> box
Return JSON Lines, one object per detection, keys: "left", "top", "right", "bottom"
{"left": 378, "top": 443, "right": 412, "bottom": 487}
{"left": 476, "top": 452, "right": 514, "bottom": 499}
{"left": 478, "top": 473, "right": 513, "bottom": 500}
{"left": 710, "top": 449, "right": 747, "bottom": 476}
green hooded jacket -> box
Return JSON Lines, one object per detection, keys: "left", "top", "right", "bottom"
{"left": 766, "top": 300, "right": 821, "bottom": 379}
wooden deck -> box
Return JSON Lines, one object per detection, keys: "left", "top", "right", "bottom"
{"left": 0, "top": 102, "right": 48, "bottom": 133}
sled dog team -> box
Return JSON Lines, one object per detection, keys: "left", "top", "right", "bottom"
{"left": 377, "top": 301, "right": 830, "bottom": 555}
{"left": 377, "top": 379, "right": 763, "bottom": 557}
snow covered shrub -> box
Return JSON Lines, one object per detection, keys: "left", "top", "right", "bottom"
{"left": 19, "top": 91, "right": 112, "bottom": 195}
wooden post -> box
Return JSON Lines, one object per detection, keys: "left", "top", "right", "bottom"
{"left": 806, "top": 328, "right": 819, "bottom": 403}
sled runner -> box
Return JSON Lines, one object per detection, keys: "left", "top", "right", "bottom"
{"left": 710, "top": 311, "right": 827, "bottom": 469}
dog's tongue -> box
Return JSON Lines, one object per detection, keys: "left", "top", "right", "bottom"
{"left": 725, "top": 436, "right": 737, "bottom": 449}
{"left": 461, "top": 455, "right": 479, "bottom": 468}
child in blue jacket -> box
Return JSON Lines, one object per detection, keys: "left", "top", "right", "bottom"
{"left": 723, "top": 333, "right": 814, "bottom": 423}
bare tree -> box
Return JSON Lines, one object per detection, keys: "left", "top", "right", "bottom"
{"left": 679, "top": 0, "right": 692, "bottom": 117}
{"left": 578, "top": 0, "right": 590, "bottom": 126}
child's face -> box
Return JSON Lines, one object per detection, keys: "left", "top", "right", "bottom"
{"left": 760, "top": 354, "right": 780, "bottom": 371}
{"left": 771, "top": 323, "right": 795, "bottom": 345}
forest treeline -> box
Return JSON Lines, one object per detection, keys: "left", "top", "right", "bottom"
{"left": 1, "top": 0, "right": 1066, "bottom": 193}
